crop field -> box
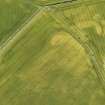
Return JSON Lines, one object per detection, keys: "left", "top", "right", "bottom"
{"left": 0, "top": 0, "right": 105, "bottom": 105}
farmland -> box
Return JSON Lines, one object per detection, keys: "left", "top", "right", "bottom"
{"left": 0, "top": 0, "right": 105, "bottom": 105}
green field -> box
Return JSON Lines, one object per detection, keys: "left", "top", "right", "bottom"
{"left": 0, "top": 0, "right": 105, "bottom": 105}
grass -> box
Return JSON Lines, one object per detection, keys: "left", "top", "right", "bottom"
{"left": 0, "top": 0, "right": 105, "bottom": 105}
